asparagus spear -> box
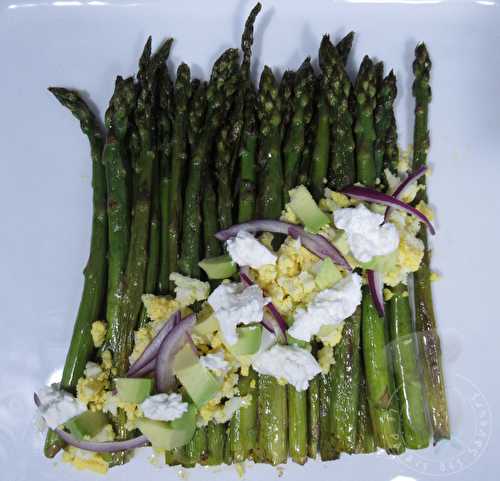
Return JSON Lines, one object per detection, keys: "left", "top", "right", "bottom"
{"left": 374, "top": 69, "right": 398, "bottom": 189}
{"left": 362, "top": 287, "right": 405, "bottom": 453}
{"left": 44, "top": 88, "right": 107, "bottom": 458}
{"left": 206, "top": 422, "right": 226, "bottom": 465}
{"left": 330, "top": 307, "right": 362, "bottom": 453}
{"left": 156, "top": 64, "right": 174, "bottom": 294}
{"left": 336, "top": 31, "right": 355, "bottom": 66}
{"left": 256, "top": 66, "right": 284, "bottom": 220}
{"left": 307, "top": 373, "right": 320, "bottom": 458}
{"left": 164, "top": 64, "right": 191, "bottom": 288}
{"left": 355, "top": 368, "right": 377, "bottom": 453}
{"left": 102, "top": 76, "right": 135, "bottom": 349}
{"left": 283, "top": 58, "right": 315, "bottom": 201}
{"left": 179, "top": 48, "right": 240, "bottom": 277}
{"left": 183, "top": 427, "right": 208, "bottom": 467}
{"left": 388, "top": 284, "right": 431, "bottom": 448}
{"left": 113, "top": 37, "right": 173, "bottom": 375}
{"left": 318, "top": 370, "right": 337, "bottom": 460}
{"left": 412, "top": 43, "right": 450, "bottom": 444}
{"left": 230, "top": 368, "right": 258, "bottom": 462}
{"left": 320, "top": 35, "right": 355, "bottom": 191}
{"left": 288, "top": 386, "right": 308, "bottom": 464}
{"left": 354, "top": 56, "right": 377, "bottom": 187}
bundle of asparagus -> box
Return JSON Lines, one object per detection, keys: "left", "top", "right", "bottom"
{"left": 40, "top": 2, "right": 449, "bottom": 472}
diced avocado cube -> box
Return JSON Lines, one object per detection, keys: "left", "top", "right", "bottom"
{"left": 228, "top": 324, "right": 263, "bottom": 356}
{"left": 199, "top": 255, "right": 237, "bottom": 279}
{"left": 314, "top": 258, "right": 342, "bottom": 290}
{"left": 65, "top": 411, "right": 109, "bottom": 440}
{"left": 192, "top": 313, "right": 219, "bottom": 340}
{"left": 136, "top": 404, "right": 197, "bottom": 450}
{"left": 115, "top": 378, "right": 153, "bottom": 404}
{"left": 173, "top": 344, "right": 222, "bottom": 408}
{"left": 289, "top": 185, "right": 330, "bottom": 233}
{"left": 359, "top": 250, "right": 398, "bottom": 273}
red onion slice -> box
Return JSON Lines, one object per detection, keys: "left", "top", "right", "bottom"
{"left": 367, "top": 270, "right": 385, "bottom": 317}
{"left": 34, "top": 393, "right": 148, "bottom": 452}
{"left": 343, "top": 185, "right": 435, "bottom": 235}
{"left": 127, "top": 310, "right": 180, "bottom": 377}
{"left": 384, "top": 165, "right": 427, "bottom": 222}
{"left": 156, "top": 314, "right": 196, "bottom": 393}
{"left": 128, "top": 359, "right": 156, "bottom": 378}
{"left": 216, "top": 220, "right": 351, "bottom": 270}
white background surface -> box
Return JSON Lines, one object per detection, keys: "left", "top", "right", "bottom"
{"left": 1, "top": 0, "right": 499, "bottom": 480}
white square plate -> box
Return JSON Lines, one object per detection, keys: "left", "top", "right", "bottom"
{"left": 1, "top": 1, "right": 499, "bottom": 480}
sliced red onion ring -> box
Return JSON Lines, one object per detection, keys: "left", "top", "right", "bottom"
{"left": 239, "top": 269, "right": 287, "bottom": 342}
{"left": 128, "top": 358, "right": 156, "bottom": 378}
{"left": 34, "top": 393, "right": 148, "bottom": 452}
{"left": 343, "top": 185, "right": 435, "bottom": 235}
{"left": 367, "top": 270, "right": 385, "bottom": 317}
{"left": 156, "top": 314, "right": 196, "bottom": 393}
{"left": 216, "top": 220, "right": 351, "bottom": 270}
{"left": 384, "top": 165, "right": 427, "bottom": 222}
{"left": 127, "top": 310, "right": 180, "bottom": 377}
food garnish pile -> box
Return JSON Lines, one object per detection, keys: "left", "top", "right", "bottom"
{"left": 35, "top": 3, "right": 449, "bottom": 474}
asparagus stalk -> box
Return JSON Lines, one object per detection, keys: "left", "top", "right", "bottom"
{"left": 156, "top": 64, "right": 174, "bottom": 294}
{"left": 179, "top": 48, "right": 240, "bottom": 277}
{"left": 412, "top": 43, "right": 450, "bottom": 443}
{"left": 283, "top": 58, "right": 315, "bottom": 201}
{"left": 44, "top": 88, "right": 107, "bottom": 458}
{"left": 307, "top": 373, "right": 320, "bottom": 458}
{"left": 318, "top": 370, "right": 337, "bottom": 460}
{"left": 166, "top": 64, "right": 191, "bottom": 286}
{"left": 374, "top": 69, "right": 398, "bottom": 189}
{"left": 362, "top": 287, "right": 405, "bottom": 453}
{"left": 355, "top": 368, "right": 377, "bottom": 453}
{"left": 354, "top": 56, "right": 377, "bottom": 187}
{"left": 230, "top": 368, "right": 258, "bottom": 462}
{"left": 330, "top": 307, "right": 362, "bottom": 453}
{"left": 288, "top": 386, "right": 308, "bottom": 464}
{"left": 336, "top": 31, "right": 355, "bottom": 66}
{"left": 183, "top": 427, "right": 208, "bottom": 467}
{"left": 388, "top": 284, "right": 431, "bottom": 448}
{"left": 102, "top": 76, "right": 135, "bottom": 349}
{"left": 206, "top": 422, "right": 226, "bottom": 465}
{"left": 256, "top": 66, "right": 284, "bottom": 220}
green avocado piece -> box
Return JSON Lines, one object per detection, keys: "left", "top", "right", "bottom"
{"left": 199, "top": 255, "right": 237, "bottom": 279}
{"left": 173, "top": 344, "right": 222, "bottom": 408}
{"left": 314, "top": 258, "right": 342, "bottom": 290}
{"left": 65, "top": 411, "right": 109, "bottom": 440}
{"left": 227, "top": 324, "right": 263, "bottom": 356}
{"left": 136, "top": 404, "right": 197, "bottom": 450}
{"left": 115, "top": 378, "right": 153, "bottom": 404}
{"left": 192, "top": 314, "right": 219, "bottom": 340}
{"left": 359, "top": 249, "right": 398, "bottom": 273}
{"left": 289, "top": 184, "right": 331, "bottom": 233}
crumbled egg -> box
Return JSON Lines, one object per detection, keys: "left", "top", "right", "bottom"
{"left": 169, "top": 272, "right": 210, "bottom": 307}
{"left": 416, "top": 200, "right": 435, "bottom": 221}
{"left": 318, "top": 345, "right": 335, "bottom": 374}
{"left": 90, "top": 321, "right": 107, "bottom": 348}
{"left": 141, "top": 294, "right": 180, "bottom": 322}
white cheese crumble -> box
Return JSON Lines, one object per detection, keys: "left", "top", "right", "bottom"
{"left": 84, "top": 362, "right": 102, "bottom": 379}
{"left": 37, "top": 384, "right": 87, "bottom": 429}
{"left": 333, "top": 203, "right": 399, "bottom": 262}
{"left": 199, "top": 351, "right": 230, "bottom": 376}
{"left": 169, "top": 272, "right": 210, "bottom": 307}
{"left": 252, "top": 345, "right": 321, "bottom": 391}
{"left": 140, "top": 393, "right": 188, "bottom": 422}
{"left": 208, "top": 282, "right": 267, "bottom": 345}
{"left": 226, "top": 231, "right": 277, "bottom": 268}
{"left": 288, "top": 273, "right": 362, "bottom": 342}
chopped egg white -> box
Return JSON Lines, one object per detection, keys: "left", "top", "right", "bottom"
{"left": 226, "top": 231, "right": 277, "bottom": 268}
{"left": 199, "top": 351, "right": 230, "bottom": 376}
{"left": 84, "top": 362, "right": 102, "bottom": 379}
{"left": 334, "top": 203, "right": 399, "bottom": 262}
{"left": 288, "top": 273, "right": 362, "bottom": 342}
{"left": 139, "top": 393, "right": 188, "bottom": 422}
{"left": 37, "top": 384, "right": 87, "bottom": 429}
{"left": 252, "top": 344, "right": 321, "bottom": 391}
{"left": 208, "top": 282, "right": 267, "bottom": 345}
